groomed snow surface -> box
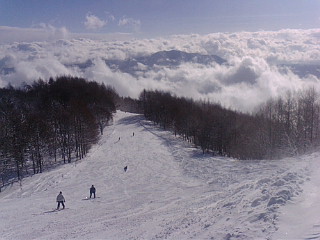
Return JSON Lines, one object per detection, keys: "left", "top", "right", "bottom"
{"left": 0, "top": 111, "right": 320, "bottom": 240}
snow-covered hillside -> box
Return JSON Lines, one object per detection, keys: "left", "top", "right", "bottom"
{"left": 0, "top": 111, "right": 319, "bottom": 240}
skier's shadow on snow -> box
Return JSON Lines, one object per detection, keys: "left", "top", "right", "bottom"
{"left": 43, "top": 208, "right": 68, "bottom": 214}
{"left": 82, "top": 197, "right": 101, "bottom": 200}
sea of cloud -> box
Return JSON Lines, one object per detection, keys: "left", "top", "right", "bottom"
{"left": 0, "top": 28, "right": 319, "bottom": 112}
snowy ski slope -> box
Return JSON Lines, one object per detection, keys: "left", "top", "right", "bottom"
{"left": 0, "top": 111, "right": 320, "bottom": 240}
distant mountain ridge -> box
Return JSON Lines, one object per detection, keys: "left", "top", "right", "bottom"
{"left": 105, "top": 50, "right": 227, "bottom": 75}
{"left": 279, "top": 63, "right": 320, "bottom": 78}
{"left": 0, "top": 50, "right": 226, "bottom": 77}
{"left": 136, "top": 50, "right": 226, "bottom": 66}
{"left": 1, "top": 50, "right": 319, "bottom": 80}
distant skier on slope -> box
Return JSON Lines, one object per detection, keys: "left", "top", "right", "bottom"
{"left": 56, "top": 191, "right": 65, "bottom": 209}
{"left": 124, "top": 166, "right": 128, "bottom": 172}
{"left": 90, "top": 185, "right": 96, "bottom": 198}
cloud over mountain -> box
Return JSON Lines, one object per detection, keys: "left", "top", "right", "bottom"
{"left": 0, "top": 29, "right": 319, "bottom": 112}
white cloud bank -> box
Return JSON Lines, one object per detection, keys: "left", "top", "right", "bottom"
{"left": 0, "top": 28, "right": 319, "bottom": 112}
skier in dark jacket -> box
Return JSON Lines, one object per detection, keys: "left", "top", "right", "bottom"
{"left": 90, "top": 185, "right": 96, "bottom": 198}
{"left": 56, "top": 191, "right": 65, "bottom": 209}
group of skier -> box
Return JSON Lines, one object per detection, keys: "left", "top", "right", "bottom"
{"left": 56, "top": 134, "right": 133, "bottom": 210}
{"left": 56, "top": 185, "right": 96, "bottom": 210}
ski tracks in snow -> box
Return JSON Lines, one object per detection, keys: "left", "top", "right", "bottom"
{"left": 137, "top": 114, "right": 311, "bottom": 239}
{"left": 0, "top": 111, "right": 313, "bottom": 240}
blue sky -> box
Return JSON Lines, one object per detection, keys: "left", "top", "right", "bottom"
{"left": 0, "top": 0, "right": 319, "bottom": 38}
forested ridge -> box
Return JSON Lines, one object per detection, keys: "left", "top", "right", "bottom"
{"left": 0, "top": 76, "right": 117, "bottom": 187}
{"left": 140, "top": 88, "right": 320, "bottom": 160}
{"left": 1, "top": 75, "right": 320, "bottom": 188}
